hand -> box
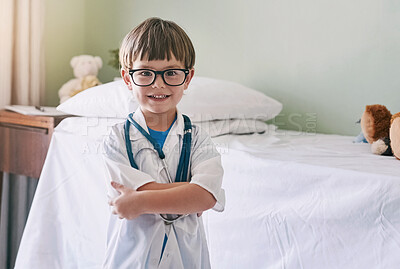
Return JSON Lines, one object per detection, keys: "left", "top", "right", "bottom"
{"left": 109, "top": 181, "right": 144, "bottom": 220}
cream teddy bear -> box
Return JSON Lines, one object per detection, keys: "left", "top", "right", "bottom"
{"left": 58, "top": 55, "right": 103, "bottom": 103}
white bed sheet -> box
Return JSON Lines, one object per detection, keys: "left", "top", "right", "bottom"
{"left": 15, "top": 117, "right": 400, "bottom": 269}
{"left": 207, "top": 134, "right": 400, "bottom": 269}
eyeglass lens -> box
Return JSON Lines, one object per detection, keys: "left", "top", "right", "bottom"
{"left": 132, "top": 69, "right": 186, "bottom": 86}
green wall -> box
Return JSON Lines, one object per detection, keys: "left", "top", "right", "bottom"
{"left": 45, "top": 0, "right": 400, "bottom": 136}
{"left": 44, "top": 0, "right": 86, "bottom": 106}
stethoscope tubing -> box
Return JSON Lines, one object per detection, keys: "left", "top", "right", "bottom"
{"left": 124, "top": 113, "right": 192, "bottom": 224}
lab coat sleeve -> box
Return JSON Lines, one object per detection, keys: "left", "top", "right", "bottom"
{"left": 102, "top": 124, "right": 155, "bottom": 199}
{"left": 189, "top": 125, "right": 225, "bottom": 212}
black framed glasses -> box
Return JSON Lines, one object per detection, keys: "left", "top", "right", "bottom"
{"left": 129, "top": 69, "right": 190, "bottom": 87}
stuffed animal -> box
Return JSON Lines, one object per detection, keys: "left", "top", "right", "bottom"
{"left": 390, "top": 112, "right": 400, "bottom": 159}
{"left": 360, "top": 104, "right": 400, "bottom": 158}
{"left": 70, "top": 75, "right": 101, "bottom": 97}
{"left": 58, "top": 55, "right": 103, "bottom": 103}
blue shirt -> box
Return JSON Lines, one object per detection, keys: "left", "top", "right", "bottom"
{"left": 147, "top": 117, "right": 177, "bottom": 149}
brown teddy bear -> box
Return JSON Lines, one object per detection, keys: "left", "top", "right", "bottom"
{"left": 360, "top": 104, "right": 399, "bottom": 159}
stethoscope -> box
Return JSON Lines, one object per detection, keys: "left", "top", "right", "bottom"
{"left": 124, "top": 112, "right": 192, "bottom": 224}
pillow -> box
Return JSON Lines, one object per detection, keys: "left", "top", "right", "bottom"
{"left": 196, "top": 119, "right": 277, "bottom": 137}
{"left": 178, "top": 77, "right": 282, "bottom": 122}
{"left": 55, "top": 116, "right": 276, "bottom": 139}
{"left": 57, "top": 77, "right": 282, "bottom": 121}
{"left": 57, "top": 80, "right": 136, "bottom": 118}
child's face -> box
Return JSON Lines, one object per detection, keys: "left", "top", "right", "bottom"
{"left": 122, "top": 55, "right": 194, "bottom": 119}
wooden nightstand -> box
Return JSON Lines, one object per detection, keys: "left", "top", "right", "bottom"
{"left": 0, "top": 110, "right": 70, "bottom": 215}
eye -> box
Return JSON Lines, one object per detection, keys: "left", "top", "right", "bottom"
{"left": 165, "top": 70, "right": 178, "bottom": 77}
{"left": 139, "top": 71, "right": 153, "bottom": 76}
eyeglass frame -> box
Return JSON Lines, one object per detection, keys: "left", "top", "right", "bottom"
{"left": 128, "top": 68, "right": 190, "bottom": 87}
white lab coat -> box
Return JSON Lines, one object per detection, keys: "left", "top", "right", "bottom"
{"left": 102, "top": 108, "right": 225, "bottom": 269}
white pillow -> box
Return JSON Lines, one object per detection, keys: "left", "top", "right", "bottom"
{"left": 57, "top": 80, "right": 136, "bottom": 118}
{"left": 57, "top": 77, "right": 282, "bottom": 121}
{"left": 196, "top": 119, "right": 277, "bottom": 137}
{"left": 179, "top": 77, "right": 282, "bottom": 121}
{"left": 55, "top": 117, "right": 276, "bottom": 139}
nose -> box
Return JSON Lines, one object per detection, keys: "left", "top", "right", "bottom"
{"left": 152, "top": 74, "right": 166, "bottom": 88}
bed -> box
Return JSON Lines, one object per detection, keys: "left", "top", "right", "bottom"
{"left": 14, "top": 78, "right": 400, "bottom": 268}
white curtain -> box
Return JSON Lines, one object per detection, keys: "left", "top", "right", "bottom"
{"left": 0, "top": 0, "right": 45, "bottom": 107}
{"left": 0, "top": 1, "right": 44, "bottom": 268}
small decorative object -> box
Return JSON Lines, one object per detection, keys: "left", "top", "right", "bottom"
{"left": 58, "top": 55, "right": 103, "bottom": 103}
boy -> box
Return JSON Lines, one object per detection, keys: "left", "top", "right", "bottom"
{"left": 102, "top": 17, "right": 225, "bottom": 268}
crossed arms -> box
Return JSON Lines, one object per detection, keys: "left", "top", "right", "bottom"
{"left": 104, "top": 125, "right": 224, "bottom": 220}
{"left": 109, "top": 181, "right": 216, "bottom": 220}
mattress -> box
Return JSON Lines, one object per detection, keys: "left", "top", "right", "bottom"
{"left": 15, "top": 117, "right": 400, "bottom": 269}
{"left": 207, "top": 133, "right": 400, "bottom": 268}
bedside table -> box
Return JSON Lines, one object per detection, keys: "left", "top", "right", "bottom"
{"left": 0, "top": 110, "right": 70, "bottom": 214}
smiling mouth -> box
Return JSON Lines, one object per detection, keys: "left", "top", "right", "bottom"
{"left": 147, "top": 94, "right": 171, "bottom": 99}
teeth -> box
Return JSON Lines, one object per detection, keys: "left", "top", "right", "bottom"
{"left": 151, "top": 95, "right": 168, "bottom": 99}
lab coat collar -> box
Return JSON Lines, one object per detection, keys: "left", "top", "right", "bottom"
{"left": 128, "top": 107, "right": 185, "bottom": 141}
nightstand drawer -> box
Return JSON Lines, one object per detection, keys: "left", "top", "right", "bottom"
{"left": 0, "top": 123, "right": 51, "bottom": 179}
{"left": 0, "top": 110, "right": 70, "bottom": 179}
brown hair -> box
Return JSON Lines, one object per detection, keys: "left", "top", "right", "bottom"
{"left": 119, "top": 17, "right": 195, "bottom": 70}
{"left": 365, "top": 104, "right": 392, "bottom": 140}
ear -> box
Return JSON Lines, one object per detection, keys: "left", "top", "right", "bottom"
{"left": 183, "top": 68, "right": 195, "bottom": 90}
{"left": 121, "top": 68, "right": 133, "bottom": 90}
{"left": 94, "top": 56, "right": 103, "bottom": 69}
{"left": 70, "top": 56, "right": 79, "bottom": 68}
